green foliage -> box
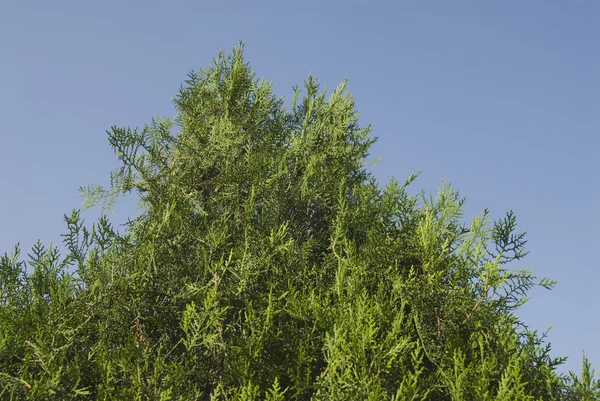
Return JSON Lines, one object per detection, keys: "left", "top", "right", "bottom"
{"left": 1, "top": 43, "right": 597, "bottom": 400}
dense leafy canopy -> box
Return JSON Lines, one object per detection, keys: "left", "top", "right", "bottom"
{"left": 1, "top": 44, "right": 598, "bottom": 400}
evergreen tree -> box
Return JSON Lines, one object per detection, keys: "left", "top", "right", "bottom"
{"left": 0, "top": 43, "right": 597, "bottom": 400}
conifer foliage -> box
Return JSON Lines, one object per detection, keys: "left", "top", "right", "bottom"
{"left": 1, "top": 44, "right": 598, "bottom": 400}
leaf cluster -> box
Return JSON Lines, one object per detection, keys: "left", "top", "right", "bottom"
{"left": 1, "top": 43, "right": 597, "bottom": 400}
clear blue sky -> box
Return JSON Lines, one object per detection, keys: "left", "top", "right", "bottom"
{"left": 1, "top": 1, "right": 598, "bottom": 374}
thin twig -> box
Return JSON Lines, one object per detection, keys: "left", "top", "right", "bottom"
{"left": 19, "top": 378, "right": 31, "bottom": 389}
{"left": 25, "top": 340, "right": 50, "bottom": 375}
{"left": 217, "top": 324, "right": 228, "bottom": 358}
{"left": 462, "top": 284, "right": 492, "bottom": 325}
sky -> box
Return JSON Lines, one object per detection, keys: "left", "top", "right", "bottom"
{"left": 1, "top": 0, "right": 598, "bottom": 374}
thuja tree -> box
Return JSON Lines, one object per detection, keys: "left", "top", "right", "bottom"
{"left": 1, "top": 44, "right": 598, "bottom": 400}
